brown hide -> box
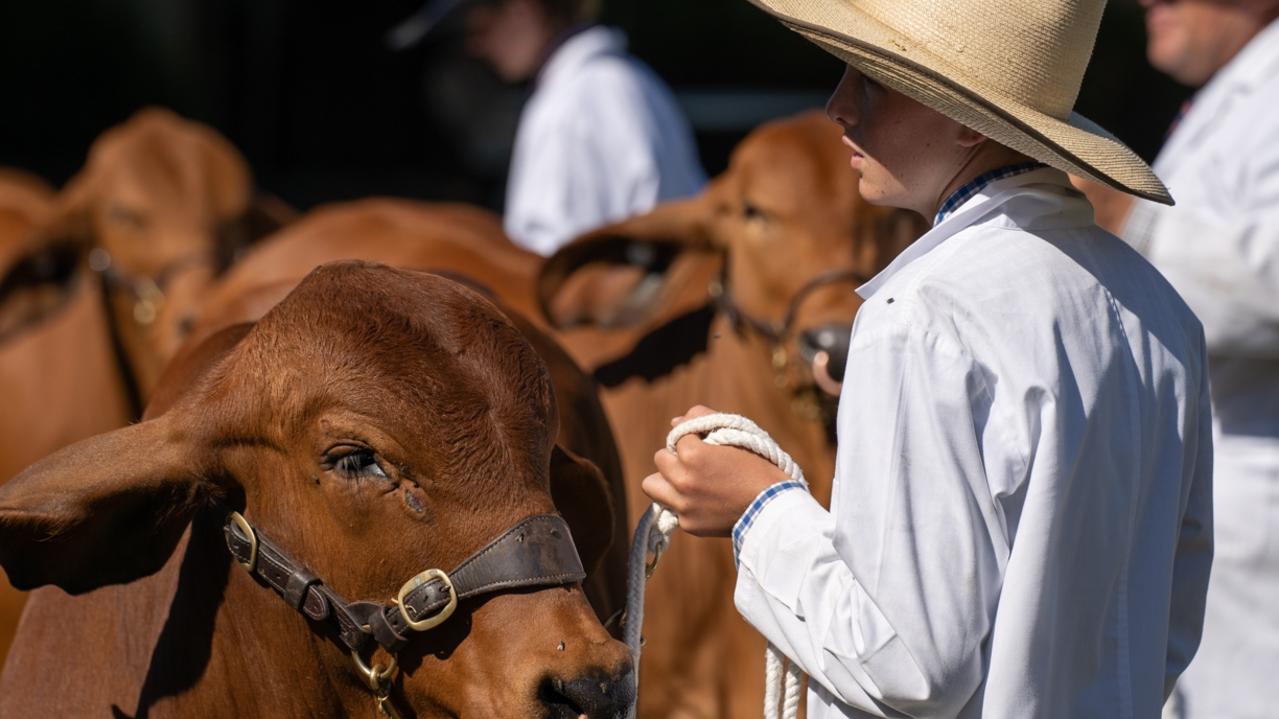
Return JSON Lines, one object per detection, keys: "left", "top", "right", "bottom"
{"left": 0, "top": 169, "right": 134, "bottom": 664}
{"left": 0, "top": 262, "right": 633, "bottom": 717}
{"left": 537, "top": 111, "right": 927, "bottom": 717}
{"left": 39, "top": 107, "right": 292, "bottom": 401}
{"left": 189, "top": 198, "right": 629, "bottom": 629}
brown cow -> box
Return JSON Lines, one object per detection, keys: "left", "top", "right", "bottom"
{"left": 0, "top": 169, "right": 134, "bottom": 661}
{"left": 536, "top": 111, "right": 927, "bottom": 717}
{"left": 187, "top": 198, "right": 630, "bottom": 630}
{"left": 0, "top": 262, "right": 634, "bottom": 717}
{"left": 37, "top": 107, "right": 291, "bottom": 405}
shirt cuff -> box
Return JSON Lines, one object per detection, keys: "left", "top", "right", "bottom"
{"left": 732, "top": 480, "right": 808, "bottom": 564}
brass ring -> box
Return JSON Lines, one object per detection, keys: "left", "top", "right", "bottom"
{"left": 350, "top": 648, "right": 398, "bottom": 693}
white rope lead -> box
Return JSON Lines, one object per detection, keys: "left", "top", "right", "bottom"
{"left": 624, "top": 413, "right": 809, "bottom": 719}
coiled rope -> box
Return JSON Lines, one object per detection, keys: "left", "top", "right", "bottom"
{"left": 625, "top": 413, "right": 809, "bottom": 719}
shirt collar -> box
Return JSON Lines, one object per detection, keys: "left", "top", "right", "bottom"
{"left": 537, "top": 25, "right": 626, "bottom": 87}
{"left": 933, "top": 162, "right": 1046, "bottom": 225}
{"left": 857, "top": 167, "right": 1072, "bottom": 300}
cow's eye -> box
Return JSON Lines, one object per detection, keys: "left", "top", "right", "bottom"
{"left": 742, "top": 200, "right": 767, "bottom": 222}
{"left": 333, "top": 449, "right": 388, "bottom": 480}
{"left": 106, "top": 204, "right": 148, "bottom": 230}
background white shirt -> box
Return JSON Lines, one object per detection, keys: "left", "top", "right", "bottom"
{"left": 503, "top": 26, "right": 706, "bottom": 255}
{"left": 1124, "top": 19, "right": 1279, "bottom": 718}
{"left": 737, "top": 170, "right": 1213, "bottom": 718}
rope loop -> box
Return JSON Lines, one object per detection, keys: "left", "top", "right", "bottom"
{"left": 624, "top": 412, "right": 809, "bottom": 719}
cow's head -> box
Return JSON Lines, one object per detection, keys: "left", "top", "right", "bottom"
{"left": 0, "top": 262, "right": 633, "bottom": 717}
{"left": 538, "top": 111, "right": 925, "bottom": 412}
{"left": 35, "top": 108, "right": 291, "bottom": 402}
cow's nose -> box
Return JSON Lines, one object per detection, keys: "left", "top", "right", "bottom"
{"left": 539, "top": 667, "right": 635, "bottom": 719}
{"left": 799, "top": 324, "right": 851, "bottom": 394}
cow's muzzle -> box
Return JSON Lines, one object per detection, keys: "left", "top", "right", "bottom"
{"left": 540, "top": 667, "right": 636, "bottom": 719}
{"left": 799, "top": 323, "right": 850, "bottom": 396}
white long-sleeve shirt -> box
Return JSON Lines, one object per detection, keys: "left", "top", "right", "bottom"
{"left": 1123, "top": 19, "right": 1279, "bottom": 718}
{"left": 503, "top": 26, "right": 706, "bottom": 255}
{"left": 736, "top": 169, "right": 1214, "bottom": 718}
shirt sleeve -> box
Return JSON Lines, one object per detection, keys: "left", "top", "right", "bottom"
{"left": 504, "top": 69, "right": 664, "bottom": 256}
{"left": 1128, "top": 124, "right": 1279, "bottom": 358}
{"left": 1163, "top": 336, "right": 1214, "bottom": 698}
{"left": 734, "top": 304, "right": 1008, "bottom": 717}
{"left": 503, "top": 117, "right": 613, "bottom": 257}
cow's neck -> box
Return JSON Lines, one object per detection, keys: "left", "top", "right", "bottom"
{"left": 136, "top": 511, "right": 360, "bottom": 718}
{"left": 604, "top": 312, "right": 836, "bottom": 514}
{"left": 703, "top": 315, "right": 837, "bottom": 503}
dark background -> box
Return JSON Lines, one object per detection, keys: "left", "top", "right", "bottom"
{"left": 0, "top": 0, "right": 1192, "bottom": 211}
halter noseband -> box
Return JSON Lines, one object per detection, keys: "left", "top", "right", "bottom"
{"left": 222, "top": 511, "right": 587, "bottom": 716}
{"left": 710, "top": 264, "right": 871, "bottom": 346}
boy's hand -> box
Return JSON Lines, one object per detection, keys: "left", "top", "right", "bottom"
{"left": 641, "top": 405, "right": 790, "bottom": 537}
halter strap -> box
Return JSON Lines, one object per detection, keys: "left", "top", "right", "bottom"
{"left": 712, "top": 264, "right": 872, "bottom": 344}
{"left": 223, "top": 512, "right": 587, "bottom": 654}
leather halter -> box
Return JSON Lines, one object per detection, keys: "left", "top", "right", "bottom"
{"left": 711, "top": 264, "right": 871, "bottom": 345}
{"left": 88, "top": 247, "right": 217, "bottom": 325}
{"left": 222, "top": 512, "right": 586, "bottom": 657}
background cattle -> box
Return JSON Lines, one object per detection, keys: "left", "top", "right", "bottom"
{"left": 0, "top": 262, "right": 634, "bottom": 717}
{"left": 186, "top": 199, "right": 631, "bottom": 627}
{"left": 0, "top": 112, "right": 292, "bottom": 663}
{"left": 537, "top": 111, "right": 928, "bottom": 717}
{"left": 0, "top": 168, "right": 134, "bottom": 658}
{"left": 33, "top": 107, "right": 292, "bottom": 409}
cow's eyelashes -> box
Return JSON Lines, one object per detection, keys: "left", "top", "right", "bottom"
{"left": 328, "top": 448, "right": 389, "bottom": 481}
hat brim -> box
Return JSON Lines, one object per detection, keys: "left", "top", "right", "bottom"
{"left": 749, "top": 0, "right": 1173, "bottom": 205}
{"left": 386, "top": 0, "right": 473, "bottom": 51}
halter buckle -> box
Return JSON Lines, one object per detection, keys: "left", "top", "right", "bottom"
{"left": 228, "top": 511, "right": 258, "bottom": 573}
{"left": 394, "top": 568, "right": 457, "bottom": 632}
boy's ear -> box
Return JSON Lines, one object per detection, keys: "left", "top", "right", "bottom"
{"left": 0, "top": 413, "right": 220, "bottom": 594}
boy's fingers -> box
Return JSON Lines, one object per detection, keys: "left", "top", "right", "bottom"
{"left": 642, "top": 472, "right": 682, "bottom": 511}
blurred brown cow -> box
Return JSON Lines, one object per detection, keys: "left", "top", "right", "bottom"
{"left": 186, "top": 199, "right": 630, "bottom": 626}
{"left": 0, "top": 111, "right": 290, "bottom": 667}
{"left": 0, "top": 262, "right": 634, "bottom": 717}
{"left": 536, "top": 111, "right": 927, "bottom": 717}
{"left": 35, "top": 107, "right": 291, "bottom": 405}
{"left": 0, "top": 169, "right": 133, "bottom": 662}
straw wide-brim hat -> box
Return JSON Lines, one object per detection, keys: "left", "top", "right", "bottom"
{"left": 747, "top": 0, "right": 1173, "bottom": 204}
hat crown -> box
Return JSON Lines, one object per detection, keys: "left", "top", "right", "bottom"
{"left": 857, "top": 0, "right": 1104, "bottom": 119}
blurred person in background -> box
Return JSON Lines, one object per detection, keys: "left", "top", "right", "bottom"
{"left": 391, "top": 0, "right": 706, "bottom": 255}
{"left": 1075, "top": 0, "right": 1279, "bottom": 715}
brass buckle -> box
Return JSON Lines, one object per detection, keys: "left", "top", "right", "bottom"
{"left": 228, "top": 511, "right": 258, "bottom": 573}
{"left": 394, "top": 568, "right": 457, "bottom": 631}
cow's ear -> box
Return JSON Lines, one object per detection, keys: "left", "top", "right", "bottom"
{"left": 0, "top": 414, "right": 221, "bottom": 594}
{"left": 548, "top": 445, "right": 615, "bottom": 580}
{"left": 537, "top": 198, "right": 720, "bottom": 330}
{"left": 216, "top": 193, "right": 296, "bottom": 266}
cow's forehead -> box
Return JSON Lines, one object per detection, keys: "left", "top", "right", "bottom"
{"left": 219, "top": 263, "right": 556, "bottom": 473}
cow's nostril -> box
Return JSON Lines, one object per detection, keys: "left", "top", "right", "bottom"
{"left": 539, "top": 669, "right": 635, "bottom": 719}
